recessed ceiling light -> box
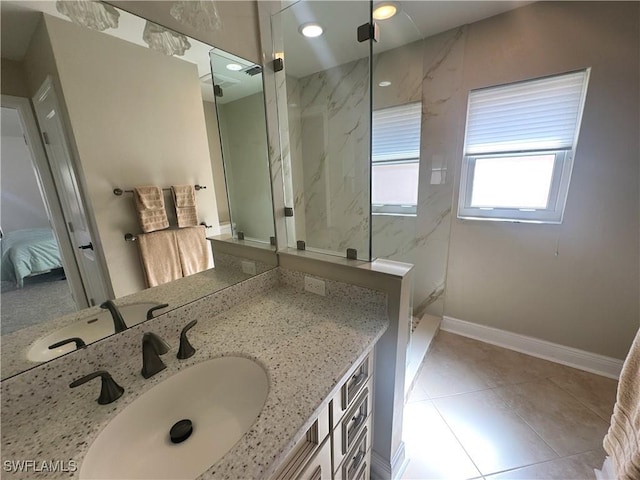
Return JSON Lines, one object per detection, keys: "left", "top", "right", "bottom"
{"left": 373, "top": 2, "right": 398, "bottom": 20}
{"left": 378, "top": 81, "right": 392, "bottom": 87}
{"left": 226, "top": 63, "right": 243, "bottom": 71}
{"left": 299, "top": 23, "right": 323, "bottom": 38}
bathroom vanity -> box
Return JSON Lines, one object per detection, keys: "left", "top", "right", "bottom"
{"left": 0, "top": 268, "right": 388, "bottom": 479}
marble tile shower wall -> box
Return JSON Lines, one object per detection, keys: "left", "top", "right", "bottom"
{"left": 257, "top": 1, "right": 290, "bottom": 251}
{"left": 373, "top": 28, "right": 468, "bottom": 317}
{"left": 286, "top": 58, "right": 371, "bottom": 258}
{"left": 413, "top": 27, "right": 467, "bottom": 315}
{"left": 282, "top": 27, "right": 466, "bottom": 316}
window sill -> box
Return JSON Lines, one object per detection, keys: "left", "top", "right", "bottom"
{"left": 372, "top": 212, "right": 417, "bottom": 218}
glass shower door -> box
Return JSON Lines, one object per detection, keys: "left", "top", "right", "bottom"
{"left": 272, "top": 1, "right": 373, "bottom": 261}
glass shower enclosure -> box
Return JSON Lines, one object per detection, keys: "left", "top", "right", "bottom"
{"left": 272, "top": 1, "right": 374, "bottom": 261}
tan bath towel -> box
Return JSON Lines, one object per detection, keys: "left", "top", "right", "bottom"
{"left": 134, "top": 186, "right": 169, "bottom": 233}
{"left": 137, "top": 230, "right": 182, "bottom": 287}
{"left": 171, "top": 185, "right": 198, "bottom": 228}
{"left": 175, "top": 226, "right": 212, "bottom": 277}
{"left": 603, "top": 327, "right": 640, "bottom": 480}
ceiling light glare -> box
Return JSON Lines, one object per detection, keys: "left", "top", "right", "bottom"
{"left": 299, "top": 23, "right": 324, "bottom": 38}
{"left": 373, "top": 2, "right": 398, "bottom": 20}
{"left": 226, "top": 63, "right": 243, "bottom": 71}
{"left": 378, "top": 81, "right": 392, "bottom": 87}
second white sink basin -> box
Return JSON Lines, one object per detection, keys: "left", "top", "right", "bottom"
{"left": 80, "top": 356, "right": 269, "bottom": 480}
{"left": 27, "top": 302, "right": 166, "bottom": 362}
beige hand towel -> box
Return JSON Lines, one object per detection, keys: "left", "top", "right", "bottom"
{"left": 134, "top": 186, "right": 169, "bottom": 233}
{"left": 137, "top": 230, "right": 182, "bottom": 287}
{"left": 171, "top": 185, "right": 198, "bottom": 228}
{"left": 175, "top": 226, "right": 212, "bottom": 277}
{"left": 603, "top": 326, "right": 640, "bottom": 480}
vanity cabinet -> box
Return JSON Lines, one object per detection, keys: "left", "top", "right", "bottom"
{"left": 273, "top": 353, "right": 374, "bottom": 480}
{"left": 331, "top": 354, "right": 373, "bottom": 480}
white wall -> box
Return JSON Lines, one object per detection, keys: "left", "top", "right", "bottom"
{"left": 444, "top": 1, "right": 639, "bottom": 359}
{"left": 42, "top": 15, "right": 221, "bottom": 297}
{"left": 0, "top": 109, "right": 50, "bottom": 232}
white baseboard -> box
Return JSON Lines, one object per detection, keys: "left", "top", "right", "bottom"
{"left": 441, "top": 316, "right": 623, "bottom": 379}
{"left": 371, "top": 442, "right": 408, "bottom": 480}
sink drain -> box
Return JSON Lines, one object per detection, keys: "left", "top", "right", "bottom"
{"left": 170, "top": 419, "right": 193, "bottom": 444}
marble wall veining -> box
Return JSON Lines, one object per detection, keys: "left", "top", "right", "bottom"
{"left": 371, "top": 29, "right": 466, "bottom": 317}
{"left": 280, "top": 28, "right": 466, "bottom": 316}
{"left": 285, "top": 57, "right": 371, "bottom": 260}
{"left": 412, "top": 27, "right": 467, "bottom": 315}
{"left": 257, "top": 1, "right": 290, "bottom": 252}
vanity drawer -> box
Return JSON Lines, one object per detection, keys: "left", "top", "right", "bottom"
{"left": 332, "top": 354, "right": 372, "bottom": 428}
{"left": 332, "top": 386, "right": 372, "bottom": 474}
{"left": 273, "top": 403, "right": 330, "bottom": 480}
{"left": 296, "top": 437, "right": 332, "bottom": 480}
{"left": 334, "top": 420, "right": 371, "bottom": 480}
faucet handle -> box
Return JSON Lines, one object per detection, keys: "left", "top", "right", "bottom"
{"left": 49, "top": 337, "right": 87, "bottom": 350}
{"left": 141, "top": 332, "right": 170, "bottom": 379}
{"left": 70, "top": 370, "right": 124, "bottom": 405}
{"left": 177, "top": 320, "right": 197, "bottom": 360}
{"left": 143, "top": 332, "right": 170, "bottom": 355}
{"left": 146, "top": 303, "right": 169, "bottom": 320}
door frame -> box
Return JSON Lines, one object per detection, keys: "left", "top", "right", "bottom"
{"left": 31, "top": 76, "right": 114, "bottom": 305}
{"left": 1, "top": 93, "right": 89, "bottom": 308}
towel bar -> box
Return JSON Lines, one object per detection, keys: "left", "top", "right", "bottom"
{"left": 125, "top": 223, "right": 209, "bottom": 242}
{"left": 113, "top": 185, "right": 206, "bottom": 196}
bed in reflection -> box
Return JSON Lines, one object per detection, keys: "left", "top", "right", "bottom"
{"left": 1, "top": 228, "right": 63, "bottom": 288}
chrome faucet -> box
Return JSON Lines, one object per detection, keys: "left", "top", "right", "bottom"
{"left": 100, "top": 299, "right": 128, "bottom": 333}
{"left": 141, "top": 332, "right": 170, "bottom": 379}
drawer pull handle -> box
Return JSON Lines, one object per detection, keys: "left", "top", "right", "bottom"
{"left": 353, "top": 450, "right": 365, "bottom": 466}
{"left": 352, "top": 372, "right": 366, "bottom": 387}
{"left": 352, "top": 413, "right": 365, "bottom": 430}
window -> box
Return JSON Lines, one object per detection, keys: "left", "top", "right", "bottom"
{"left": 372, "top": 102, "right": 421, "bottom": 215}
{"left": 458, "top": 70, "right": 590, "bottom": 223}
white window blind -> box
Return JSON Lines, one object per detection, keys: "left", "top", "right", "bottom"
{"left": 465, "top": 71, "right": 589, "bottom": 155}
{"left": 372, "top": 102, "right": 421, "bottom": 162}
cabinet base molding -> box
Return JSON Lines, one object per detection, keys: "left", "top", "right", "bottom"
{"left": 370, "top": 442, "right": 407, "bottom": 480}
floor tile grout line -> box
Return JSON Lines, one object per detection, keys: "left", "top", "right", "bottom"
{"left": 427, "top": 398, "right": 485, "bottom": 479}
{"left": 546, "top": 376, "right": 615, "bottom": 423}
{"left": 412, "top": 334, "right": 608, "bottom": 478}
{"left": 481, "top": 448, "right": 604, "bottom": 478}
{"left": 488, "top": 383, "right": 565, "bottom": 460}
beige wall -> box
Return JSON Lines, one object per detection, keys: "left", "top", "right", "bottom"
{"left": 445, "top": 2, "right": 639, "bottom": 359}
{"left": 43, "top": 15, "right": 221, "bottom": 297}
{"left": 1, "top": 58, "right": 29, "bottom": 98}
{"left": 203, "top": 100, "right": 230, "bottom": 224}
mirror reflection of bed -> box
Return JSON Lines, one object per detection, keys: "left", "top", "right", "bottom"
{"left": 0, "top": 106, "right": 75, "bottom": 335}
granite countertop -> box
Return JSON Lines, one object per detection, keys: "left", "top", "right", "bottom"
{"left": 1, "top": 265, "right": 260, "bottom": 380}
{"left": 1, "top": 281, "right": 388, "bottom": 479}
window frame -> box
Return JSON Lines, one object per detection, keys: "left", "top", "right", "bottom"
{"left": 457, "top": 70, "right": 590, "bottom": 224}
{"left": 371, "top": 158, "right": 419, "bottom": 216}
{"left": 458, "top": 149, "right": 573, "bottom": 223}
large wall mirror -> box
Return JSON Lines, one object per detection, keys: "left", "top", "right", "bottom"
{"left": 209, "top": 49, "right": 275, "bottom": 244}
{"left": 0, "top": 1, "right": 276, "bottom": 380}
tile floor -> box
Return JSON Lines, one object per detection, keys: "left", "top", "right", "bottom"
{"left": 402, "top": 331, "right": 619, "bottom": 480}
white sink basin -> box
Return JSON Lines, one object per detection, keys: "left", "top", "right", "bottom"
{"left": 80, "top": 356, "right": 269, "bottom": 480}
{"left": 27, "top": 302, "right": 165, "bottom": 362}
